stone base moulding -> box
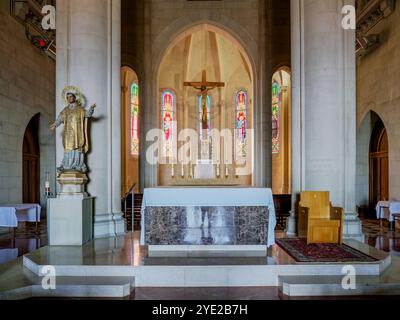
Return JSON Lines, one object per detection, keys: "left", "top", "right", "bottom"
{"left": 57, "top": 171, "right": 89, "bottom": 199}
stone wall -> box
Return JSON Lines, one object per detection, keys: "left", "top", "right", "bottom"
{"left": 356, "top": 6, "right": 400, "bottom": 204}
{"left": 0, "top": 1, "right": 56, "bottom": 209}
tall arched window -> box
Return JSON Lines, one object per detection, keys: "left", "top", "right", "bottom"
{"left": 130, "top": 81, "right": 140, "bottom": 156}
{"left": 235, "top": 89, "right": 248, "bottom": 157}
{"left": 272, "top": 80, "right": 280, "bottom": 154}
{"left": 161, "top": 89, "right": 175, "bottom": 158}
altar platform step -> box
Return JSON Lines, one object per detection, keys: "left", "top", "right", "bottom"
{"left": 279, "top": 275, "right": 400, "bottom": 297}
{"left": 21, "top": 252, "right": 391, "bottom": 288}
{"left": 0, "top": 261, "right": 135, "bottom": 300}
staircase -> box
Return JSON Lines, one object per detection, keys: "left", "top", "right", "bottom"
{"left": 133, "top": 193, "right": 143, "bottom": 231}
{"left": 273, "top": 194, "right": 291, "bottom": 229}
{"left": 122, "top": 191, "right": 143, "bottom": 231}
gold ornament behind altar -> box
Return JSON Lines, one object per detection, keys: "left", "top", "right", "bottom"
{"left": 51, "top": 86, "right": 96, "bottom": 198}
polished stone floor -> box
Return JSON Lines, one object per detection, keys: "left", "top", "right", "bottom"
{"left": 1, "top": 217, "right": 399, "bottom": 265}
{"left": 1, "top": 218, "right": 400, "bottom": 300}
{"left": 362, "top": 219, "right": 400, "bottom": 257}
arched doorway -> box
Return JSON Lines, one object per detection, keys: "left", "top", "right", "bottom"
{"left": 156, "top": 24, "right": 254, "bottom": 186}
{"left": 121, "top": 66, "right": 140, "bottom": 195}
{"left": 271, "top": 68, "right": 291, "bottom": 195}
{"left": 369, "top": 118, "right": 389, "bottom": 206}
{"left": 23, "top": 114, "right": 40, "bottom": 204}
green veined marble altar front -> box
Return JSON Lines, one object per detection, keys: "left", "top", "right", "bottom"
{"left": 144, "top": 206, "right": 269, "bottom": 245}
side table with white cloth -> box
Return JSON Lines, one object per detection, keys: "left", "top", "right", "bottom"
{"left": 0, "top": 204, "right": 41, "bottom": 236}
{"left": 376, "top": 201, "right": 400, "bottom": 230}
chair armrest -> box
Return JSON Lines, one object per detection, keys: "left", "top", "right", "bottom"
{"left": 330, "top": 206, "right": 344, "bottom": 221}
{"left": 298, "top": 206, "right": 309, "bottom": 238}
{"left": 299, "top": 205, "right": 309, "bottom": 215}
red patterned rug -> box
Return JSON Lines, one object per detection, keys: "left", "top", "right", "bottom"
{"left": 276, "top": 238, "right": 378, "bottom": 263}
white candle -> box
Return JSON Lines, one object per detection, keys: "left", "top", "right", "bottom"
{"left": 181, "top": 163, "right": 184, "bottom": 177}
{"left": 171, "top": 163, "right": 174, "bottom": 177}
{"left": 225, "top": 162, "right": 229, "bottom": 177}
{"left": 216, "top": 161, "right": 220, "bottom": 177}
{"left": 45, "top": 172, "right": 50, "bottom": 193}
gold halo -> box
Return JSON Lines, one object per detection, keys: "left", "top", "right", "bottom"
{"left": 61, "top": 85, "right": 85, "bottom": 106}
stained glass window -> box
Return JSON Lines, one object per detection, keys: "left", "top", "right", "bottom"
{"left": 235, "top": 90, "right": 248, "bottom": 157}
{"left": 272, "top": 80, "right": 280, "bottom": 154}
{"left": 162, "top": 90, "right": 175, "bottom": 158}
{"left": 130, "top": 81, "right": 139, "bottom": 156}
{"left": 198, "top": 94, "right": 212, "bottom": 140}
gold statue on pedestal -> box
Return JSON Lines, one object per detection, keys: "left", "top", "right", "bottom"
{"left": 50, "top": 86, "right": 96, "bottom": 198}
{"left": 50, "top": 86, "right": 96, "bottom": 175}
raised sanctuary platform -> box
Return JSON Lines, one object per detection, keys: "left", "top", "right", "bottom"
{"left": 1, "top": 232, "right": 399, "bottom": 300}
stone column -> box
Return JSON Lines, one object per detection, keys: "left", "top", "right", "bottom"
{"left": 56, "top": 0, "right": 125, "bottom": 238}
{"left": 288, "top": 0, "right": 363, "bottom": 241}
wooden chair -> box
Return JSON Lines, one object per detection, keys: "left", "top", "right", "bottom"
{"left": 298, "top": 191, "right": 344, "bottom": 244}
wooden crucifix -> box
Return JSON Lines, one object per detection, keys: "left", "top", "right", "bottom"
{"left": 184, "top": 70, "right": 224, "bottom": 130}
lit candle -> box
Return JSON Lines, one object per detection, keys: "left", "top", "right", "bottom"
{"left": 181, "top": 162, "right": 184, "bottom": 178}
{"left": 171, "top": 163, "right": 175, "bottom": 178}
{"left": 216, "top": 161, "right": 220, "bottom": 177}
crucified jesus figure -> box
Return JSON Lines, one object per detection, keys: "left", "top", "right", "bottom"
{"left": 184, "top": 70, "right": 225, "bottom": 130}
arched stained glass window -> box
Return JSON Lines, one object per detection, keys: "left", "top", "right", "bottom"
{"left": 161, "top": 89, "right": 175, "bottom": 158}
{"left": 131, "top": 81, "right": 140, "bottom": 156}
{"left": 235, "top": 89, "right": 248, "bottom": 157}
{"left": 272, "top": 80, "right": 280, "bottom": 154}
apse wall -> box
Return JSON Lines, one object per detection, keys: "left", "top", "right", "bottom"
{"left": 156, "top": 27, "right": 253, "bottom": 186}
{"left": 0, "top": 2, "right": 56, "bottom": 206}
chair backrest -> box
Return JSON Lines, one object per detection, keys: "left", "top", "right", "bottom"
{"left": 300, "top": 191, "right": 330, "bottom": 219}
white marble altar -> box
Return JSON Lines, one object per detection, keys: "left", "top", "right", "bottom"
{"left": 194, "top": 160, "right": 215, "bottom": 180}
{"left": 140, "top": 188, "right": 276, "bottom": 248}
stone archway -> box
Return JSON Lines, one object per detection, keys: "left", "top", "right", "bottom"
{"left": 369, "top": 117, "right": 389, "bottom": 206}
{"left": 121, "top": 66, "right": 140, "bottom": 195}
{"left": 155, "top": 23, "right": 255, "bottom": 187}
{"left": 23, "top": 114, "right": 40, "bottom": 204}
{"left": 356, "top": 110, "right": 389, "bottom": 212}
{"left": 142, "top": 16, "right": 269, "bottom": 189}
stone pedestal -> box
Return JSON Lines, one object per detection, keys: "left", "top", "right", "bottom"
{"left": 57, "top": 172, "right": 88, "bottom": 199}
{"left": 343, "top": 212, "right": 365, "bottom": 243}
{"left": 48, "top": 197, "right": 94, "bottom": 246}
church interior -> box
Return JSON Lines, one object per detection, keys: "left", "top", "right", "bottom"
{"left": 1, "top": 0, "right": 400, "bottom": 301}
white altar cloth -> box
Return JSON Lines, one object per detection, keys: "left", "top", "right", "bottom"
{"left": 195, "top": 160, "right": 214, "bottom": 180}
{"left": 140, "top": 188, "right": 276, "bottom": 247}
{"left": 376, "top": 201, "right": 400, "bottom": 222}
{"left": 0, "top": 248, "right": 18, "bottom": 265}
{"left": 0, "top": 204, "right": 41, "bottom": 228}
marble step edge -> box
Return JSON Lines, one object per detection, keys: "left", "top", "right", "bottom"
{"left": 279, "top": 275, "right": 400, "bottom": 297}
{"left": 148, "top": 245, "right": 268, "bottom": 258}
{"left": 0, "top": 276, "right": 135, "bottom": 300}
{"left": 23, "top": 259, "right": 384, "bottom": 282}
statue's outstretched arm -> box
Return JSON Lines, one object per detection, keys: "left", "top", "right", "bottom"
{"left": 50, "top": 113, "right": 63, "bottom": 131}
{"left": 85, "top": 103, "right": 97, "bottom": 118}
